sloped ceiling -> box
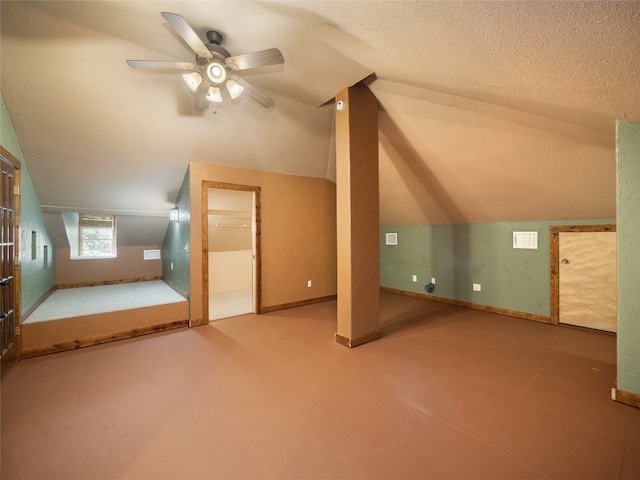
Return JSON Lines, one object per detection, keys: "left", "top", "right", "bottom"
{"left": 1, "top": 1, "right": 639, "bottom": 247}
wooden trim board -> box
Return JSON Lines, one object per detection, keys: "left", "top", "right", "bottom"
{"left": 612, "top": 388, "right": 640, "bottom": 409}
{"left": 259, "top": 295, "right": 337, "bottom": 314}
{"left": 335, "top": 330, "right": 383, "bottom": 348}
{"left": 21, "top": 301, "right": 189, "bottom": 357}
{"left": 381, "top": 286, "right": 551, "bottom": 324}
{"left": 163, "top": 278, "right": 189, "bottom": 299}
{"left": 21, "top": 286, "right": 56, "bottom": 323}
{"left": 201, "top": 181, "right": 262, "bottom": 324}
{"left": 57, "top": 276, "right": 163, "bottom": 289}
{"left": 22, "top": 320, "right": 188, "bottom": 358}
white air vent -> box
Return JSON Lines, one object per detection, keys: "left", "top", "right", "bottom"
{"left": 513, "top": 232, "right": 538, "bottom": 249}
{"left": 143, "top": 249, "right": 161, "bottom": 260}
{"left": 385, "top": 233, "right": 398, "bottom": 245}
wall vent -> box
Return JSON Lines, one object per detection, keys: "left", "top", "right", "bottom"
{"left": 385, "top": 233, "right": 398, "bottom": 245}
{"left": 143, "top": 249, "right": 161, "bottom": 260}
{"left": 513, "top": 231, "right": 538, "bottom": 249}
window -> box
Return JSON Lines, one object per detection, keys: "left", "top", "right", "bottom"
{"left": 78, "top": 214, "right": 116, "bottom": 257}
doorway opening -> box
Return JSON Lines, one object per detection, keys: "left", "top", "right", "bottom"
{"left": 202, "top": 182, "right": 261, "bottom": 321}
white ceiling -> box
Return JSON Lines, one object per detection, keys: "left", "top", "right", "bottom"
{"left": 2, "top": 1, "right": 639, "bottom": 246}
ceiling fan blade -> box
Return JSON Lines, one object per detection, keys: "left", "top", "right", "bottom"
{"left": 230, "top": 76, "right": 275, "bottom": 109}
{"left": 194, "top": 79, "right": 211, "bottom": 111}
{"left": 225, "top": 48, "right": 284, "bottom": 71}
{"left": 161, "top": 12, "right": 213, "bottom": 61}
{"left": 126, "top": 60, "right": 198, "bottom": 72}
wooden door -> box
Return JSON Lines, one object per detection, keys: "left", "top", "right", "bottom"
{"left": 0, "top": 155, "right": 18, "bottom": 377}
{"left": 558, "top": 231, "right": 617, "bottom": 332}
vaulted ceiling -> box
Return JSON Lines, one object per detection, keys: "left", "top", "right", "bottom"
{"left": 2, "top": 1, "right": 639, "bottom": 247}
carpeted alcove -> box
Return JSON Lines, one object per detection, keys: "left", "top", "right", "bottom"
{"left": 21, "top": 280, "right": 189, "bottom": 357}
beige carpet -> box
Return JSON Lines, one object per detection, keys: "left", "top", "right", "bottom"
{"left": 23, "top": 280, "right": 187, "bottom": 324}
{"left": 209, "top": 288, "right": 253, "bottom": 321}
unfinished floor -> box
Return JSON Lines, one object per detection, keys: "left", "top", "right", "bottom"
{"left": 2, "top": 292, "right": 639, "bottom": 479}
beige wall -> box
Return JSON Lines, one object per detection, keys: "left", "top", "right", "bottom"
{"left": 190, "top": 161, "right": 337, "bottom": 325}
{"left": 209, "top": 250, "right": 253, "bottom": 292}
{"left": 209, "top": 222, "right": 252, "bottom": 252}
{"left": 56, "top": 245, "right": 162, "bottom": 286}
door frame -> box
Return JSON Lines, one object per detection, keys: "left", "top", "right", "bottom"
{"left": 0, "top": 146, "right": 21, "bottom": 378}
{"left": 201, "top": 181, "right": 261, "bottom": 322}
{"left": 550, "top": 224, "right": 616, "bottom": 326}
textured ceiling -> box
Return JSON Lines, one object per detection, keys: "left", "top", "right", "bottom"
{"left": 1, "top": 1, "right": 639, "bottom": 247}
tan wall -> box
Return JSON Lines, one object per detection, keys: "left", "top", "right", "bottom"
{"left": 209, "top": 222, "right": 252, "bottom": 252}
{"left": 209, "top": 250, "right": 253, "bottom": 292}
{"left": 56, "top": 245, "right": 162, "bottom": 286}
{"left": 190, "top": 161, "right": 337, "bottom": 325}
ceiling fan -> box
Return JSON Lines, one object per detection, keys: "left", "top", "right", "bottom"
{"left": 126, "top": 12, "right": 284, "bottom": 111}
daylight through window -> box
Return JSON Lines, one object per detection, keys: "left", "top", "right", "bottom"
{"left": 78, "top": 214, "right": 116, "bottom": 257}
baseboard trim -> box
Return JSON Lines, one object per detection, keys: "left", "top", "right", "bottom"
{"left": 259, "top": 295, "right": 337, "bottom": 314}
{"left": 380, "top": 286, "right": 551, "bottom": 324}
{"left": 21, "top": 286, "right": 57, "bottom": 322}
{"left": 163, "top": 278, "right": 189, "bottom": 299}
{"left": 189, "top": 318, "right": 208, "bottom": 328}
{"left": 57, "top": 276, "right": 163, "bottom": 290}
{"left": 335, "top": 330, "right": 383, "bottom": 348}
{"left": 21, "top": 320, "right": 188, "bottom": 358}
{"left": 612, "top": 387, "right": 640, "bottom": 409}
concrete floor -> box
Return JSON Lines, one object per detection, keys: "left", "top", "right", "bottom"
{"left": 2, "top": 292, "right": 639, "bottom": 479}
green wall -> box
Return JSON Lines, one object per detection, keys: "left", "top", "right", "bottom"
{"left": 381, "top": 219, "right": 613, "bottom": 317}
{"left": 616, "top": 120, "right": 640, "bottom": 396}
{"left": 162, "top": 167, "right": 190, "bottom": 293}
{"left": 1, "top": 94, "right": 56, "bottom": 314}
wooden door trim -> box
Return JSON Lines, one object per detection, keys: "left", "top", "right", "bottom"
{"left": 550, "top": 224, "right": 616, "bottom": 325}
{"left": 201, "top": 181, "right": 262, "bottom": 323}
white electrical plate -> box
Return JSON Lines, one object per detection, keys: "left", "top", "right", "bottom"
{"left": 385, "top": 233, "right": 398, "bottom": 245}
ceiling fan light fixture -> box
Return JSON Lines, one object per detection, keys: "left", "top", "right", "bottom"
{"left": 207, "top": 86, "right": 223, "bottom": 103}
{"left": 183, "top": 72, "right": 202, "bottom": 92}
{"left": 226, "top": 79, "right": 244, "bottom": 99}
{"left": 206, "top": 61, "right": 227, "bottom": 84}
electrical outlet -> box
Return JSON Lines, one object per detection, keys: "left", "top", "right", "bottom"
{"left": 171, "top": 262, "right": 174, "bottom": 270}
{"left": 473, "top": 283, "right": 482, "bottom": 292}
{"left": 307, "top": 280, "right": 312, "bottom": 288}
{"left": 431, "top": 277, "right": 436, "bottom": 284}
{"left": 412, "top": 275, "right": 417, "bottom": 282}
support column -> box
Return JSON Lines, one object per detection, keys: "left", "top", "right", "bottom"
{"left": 334, "top": 84, "right": 382, "bottom": 347}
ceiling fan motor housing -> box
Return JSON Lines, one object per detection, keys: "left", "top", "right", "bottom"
{"left": 201, "top": 33, "right": 230, "bottom": 85}
{"left": 206, "top": 30, "right": 223, "bottom": 45}
{"left": 205, "top": 31, "right": 230, "bottom": 56}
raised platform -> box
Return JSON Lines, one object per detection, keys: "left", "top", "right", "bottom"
{"left": 21, "top": 281, "right": 189, "bottom": 357}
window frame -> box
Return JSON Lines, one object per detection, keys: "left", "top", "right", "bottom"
{"left": 77, "top": 213, "right": 117, "bottom": 258}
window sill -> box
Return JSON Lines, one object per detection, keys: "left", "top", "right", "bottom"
{"left": 70, "top": 255, "right": 118, "bottom": 260}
